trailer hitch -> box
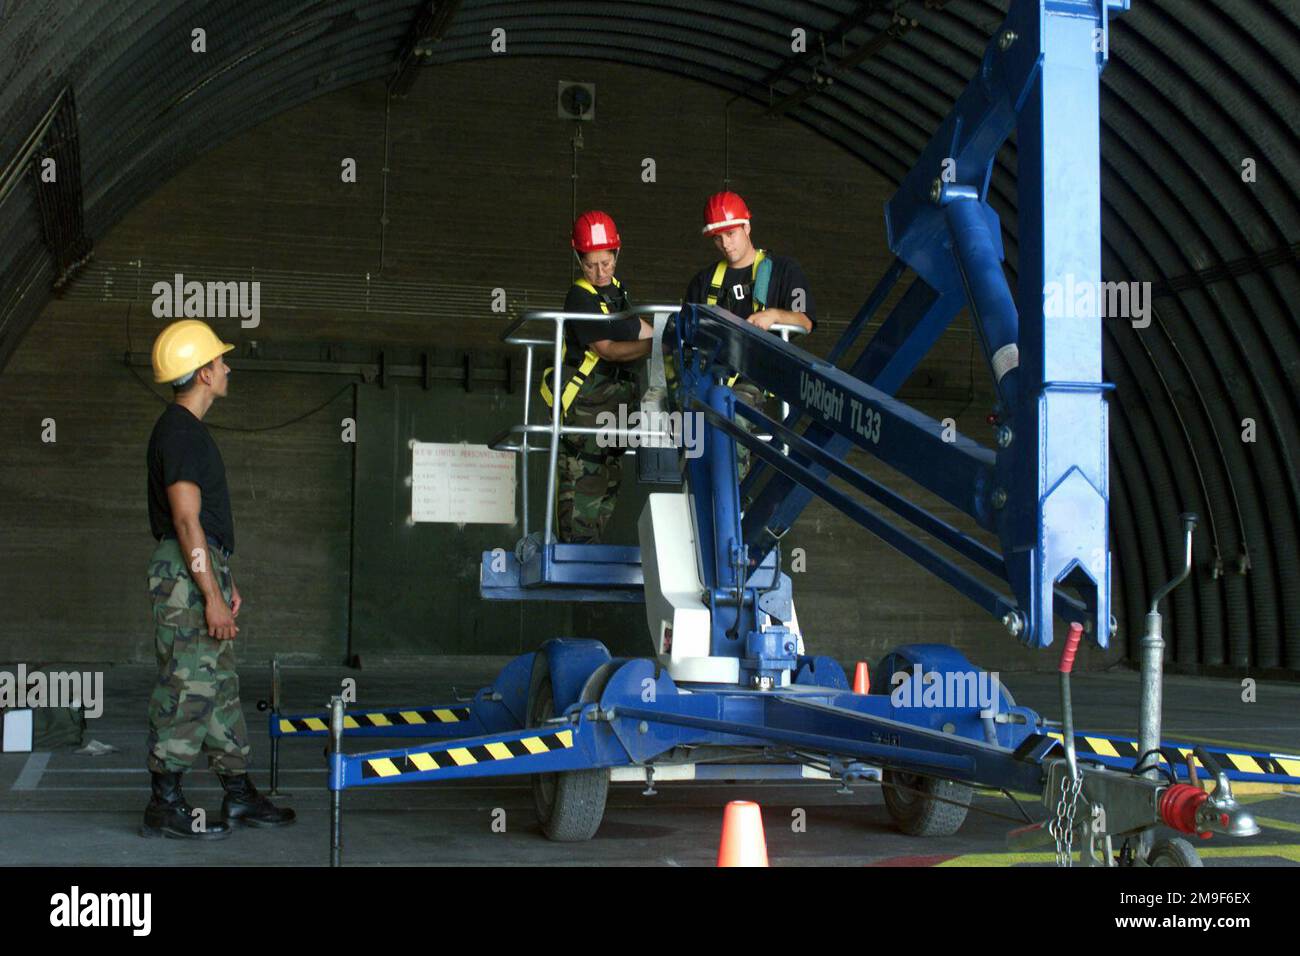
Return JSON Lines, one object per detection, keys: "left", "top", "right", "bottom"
{"left": 1160, "top": 748, "right": 1258, "bottom": 840}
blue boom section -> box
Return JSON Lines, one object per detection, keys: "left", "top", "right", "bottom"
{"left": 738, "top": 0, "right": 1128, "bottom": 650}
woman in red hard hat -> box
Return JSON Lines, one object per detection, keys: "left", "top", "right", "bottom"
{"left": 684, "top": 191, "right": 817, "bottom": 483}
{"left": 542, "top": 210, "right": 652, "bottom": 543}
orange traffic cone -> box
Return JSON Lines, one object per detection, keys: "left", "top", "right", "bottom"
{"left": 853, "top": 661, "right": 871, "bottom": 694}
{"left": 717, "top": 800, "right": 769, "bottom": 867}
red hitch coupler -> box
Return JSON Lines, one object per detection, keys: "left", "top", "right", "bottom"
{"left": 1160, "top": 783, "right": 1210, "bottom": 838}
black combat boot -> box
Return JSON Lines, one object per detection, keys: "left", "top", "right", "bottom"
{"left": 219, "top": 774, "right": 296, "bottom": 828}
{"left": 141, "top": 770, "right": 232, "bottom": 839}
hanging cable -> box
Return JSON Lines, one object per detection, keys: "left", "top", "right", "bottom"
{"left": 125, "top": 302, "right": 354, "bottom": 432}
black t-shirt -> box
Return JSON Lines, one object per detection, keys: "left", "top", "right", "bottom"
{"left": 564, "top": 280, "right": 639, "bottom": 360}
{"left": 147, "top": 403, "right": 235, "bottom": 555}
{"left": 684, "top": 253, "right": 817, "bottom": 331}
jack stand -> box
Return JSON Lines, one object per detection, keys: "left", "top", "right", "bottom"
{"left": 835, "top": 761, "right": 874, "bottom": 795}
{"left": 1137, "top": 513, "right": 1196, "bottom": 861}
{"left": 642, "top": 766, "right": 657, "bottom": 796}
{"left": 328, "top": 695, "right": 344, "bottom": 868}
{"left": 256, "top": 656, "right": 283, "bottom": 795}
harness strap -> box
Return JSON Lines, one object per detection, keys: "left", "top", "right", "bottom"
{"left": 540, "top": 277, "right": 623, "bottom": 413}
{"left": 704, "top": 252, "right": 769, "bottom": 387}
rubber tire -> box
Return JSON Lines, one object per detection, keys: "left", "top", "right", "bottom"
{"left": 1148, "top": 837, "right": 1203, "bottom": 867}
{"left": 882, "top": 769, "right": 972, "bottom": 837}
{"left": 529, "top": 673, "right": 608, "bottom": 842}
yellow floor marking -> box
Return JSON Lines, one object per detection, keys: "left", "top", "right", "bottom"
{"left": 1254, "top": 816, "right": 1300, "bottom": 835}
{"left": 970, "top": 790, "right": 1038, "bottom": 802}
{"left": 1236, "top": 793, "right": 1288, "bottom": 805}
{"left": 980, "top": 789, "right": 1294, "bottom": 815}
{"left": 1228, "top": 782, "right": 1299, "bottom": 795}
{"left": 938, "top": 844, "right": 1300, "bottom": 867}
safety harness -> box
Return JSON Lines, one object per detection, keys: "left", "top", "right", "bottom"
{"left": 540, "top": 276, "right": 626, "bottom": 414}
{"left": 705, "top": 249, "right": 770, "bottom": 312}
{"left": 705, "top": 250, "right": 771, "bottom": 386}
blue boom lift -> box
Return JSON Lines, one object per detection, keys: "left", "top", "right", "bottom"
{"left": 267, "top": 0, "right": 1300, "bottom": 866}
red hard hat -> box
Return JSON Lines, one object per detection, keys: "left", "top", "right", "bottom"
{"left": 571, "top": 210, "right": 621, "bottom": 253}
{"left": 702, "top": 191, "right": 752, "bottom": 235}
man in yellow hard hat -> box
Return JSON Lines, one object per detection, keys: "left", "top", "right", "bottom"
{"left": 142, "top": 319, "right": 294, "bottom": 839}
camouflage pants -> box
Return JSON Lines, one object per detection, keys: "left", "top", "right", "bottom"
{"left": 556, "top": 376, "right": 638, "bottom": 544}
{"left": 731, "top": 380, "right": 766, "bottom": 487}
{"left": 145, "top": 537, "right": 250, "bottom": 775}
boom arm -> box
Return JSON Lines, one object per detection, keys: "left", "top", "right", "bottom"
{"left": 678, "top": 0, "right": 1128, "bottom": 651}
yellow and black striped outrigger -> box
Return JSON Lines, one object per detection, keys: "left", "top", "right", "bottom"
{"left": 1024, "top": 730, "right": 1300, "bottom": 787}
{"left": 262, "top": 653, "right": 538, "bottom": 797}
{"left": 277, "top": 706, "right": 471, "bottom": 736}
{"left": 360, "top": 729, "right": 575, "bottom": 780}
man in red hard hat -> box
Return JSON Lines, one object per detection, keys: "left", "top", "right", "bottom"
{"left": 542, "top": 211, "right": 653, "bottom": 543}
{"left": 684, "top": 191, "right": 816, "bottom": 480}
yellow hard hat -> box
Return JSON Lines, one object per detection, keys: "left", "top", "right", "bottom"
{"left": 150, "top": 320, "right": 235, "bottom": 384}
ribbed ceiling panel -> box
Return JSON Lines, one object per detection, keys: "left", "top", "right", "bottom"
{"left": 1, "top": 0, "right": 1295, "bottom": 670}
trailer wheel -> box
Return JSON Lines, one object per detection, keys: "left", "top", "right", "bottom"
{"left": 529, "top": 673, "right": 608, "bottom": 842}
{"left": 1148, "top": 837, "right": 1203, "bottom": 867}
{"left": 882, "top": 769, "right": 971, "bottom": 836}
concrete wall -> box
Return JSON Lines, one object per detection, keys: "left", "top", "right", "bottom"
{"left": 0, "top": 56, "right": 1123, "bottom": 674}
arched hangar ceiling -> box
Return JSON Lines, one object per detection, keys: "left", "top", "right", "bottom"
{"left": 1, "top": 0, "right": 1296, "bottom": 670}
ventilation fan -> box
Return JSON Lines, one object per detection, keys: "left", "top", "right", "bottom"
{"left": 557, "top": 82, "right": 595, "bottom": 121}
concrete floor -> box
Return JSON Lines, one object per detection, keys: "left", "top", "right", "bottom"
{"left": 1, "top": 659, "right": 1297, "bottom": 866}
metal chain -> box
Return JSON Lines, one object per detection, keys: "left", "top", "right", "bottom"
{"left": 1048, "top": 772, "right": 1083, "bottom": 866}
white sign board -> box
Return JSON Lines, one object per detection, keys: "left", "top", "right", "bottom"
{"left": 2, "top": 709, "right": 32, "bottom": 752}
{"left": 411, "top": 442, "right": 516, "bottom": 525}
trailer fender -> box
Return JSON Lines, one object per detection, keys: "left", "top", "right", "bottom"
{"left": 879, "top": 643, "right": 1034, "bottom": 747}
{"left": 480, "top": 651, "right": 537, "bottom": 729}
{"left": 531, "top": 639, "right": 612, "bottom": 719}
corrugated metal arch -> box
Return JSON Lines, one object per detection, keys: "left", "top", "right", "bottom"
{"left": 0, "top": 0, "right": 1295, "bottom": 670}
